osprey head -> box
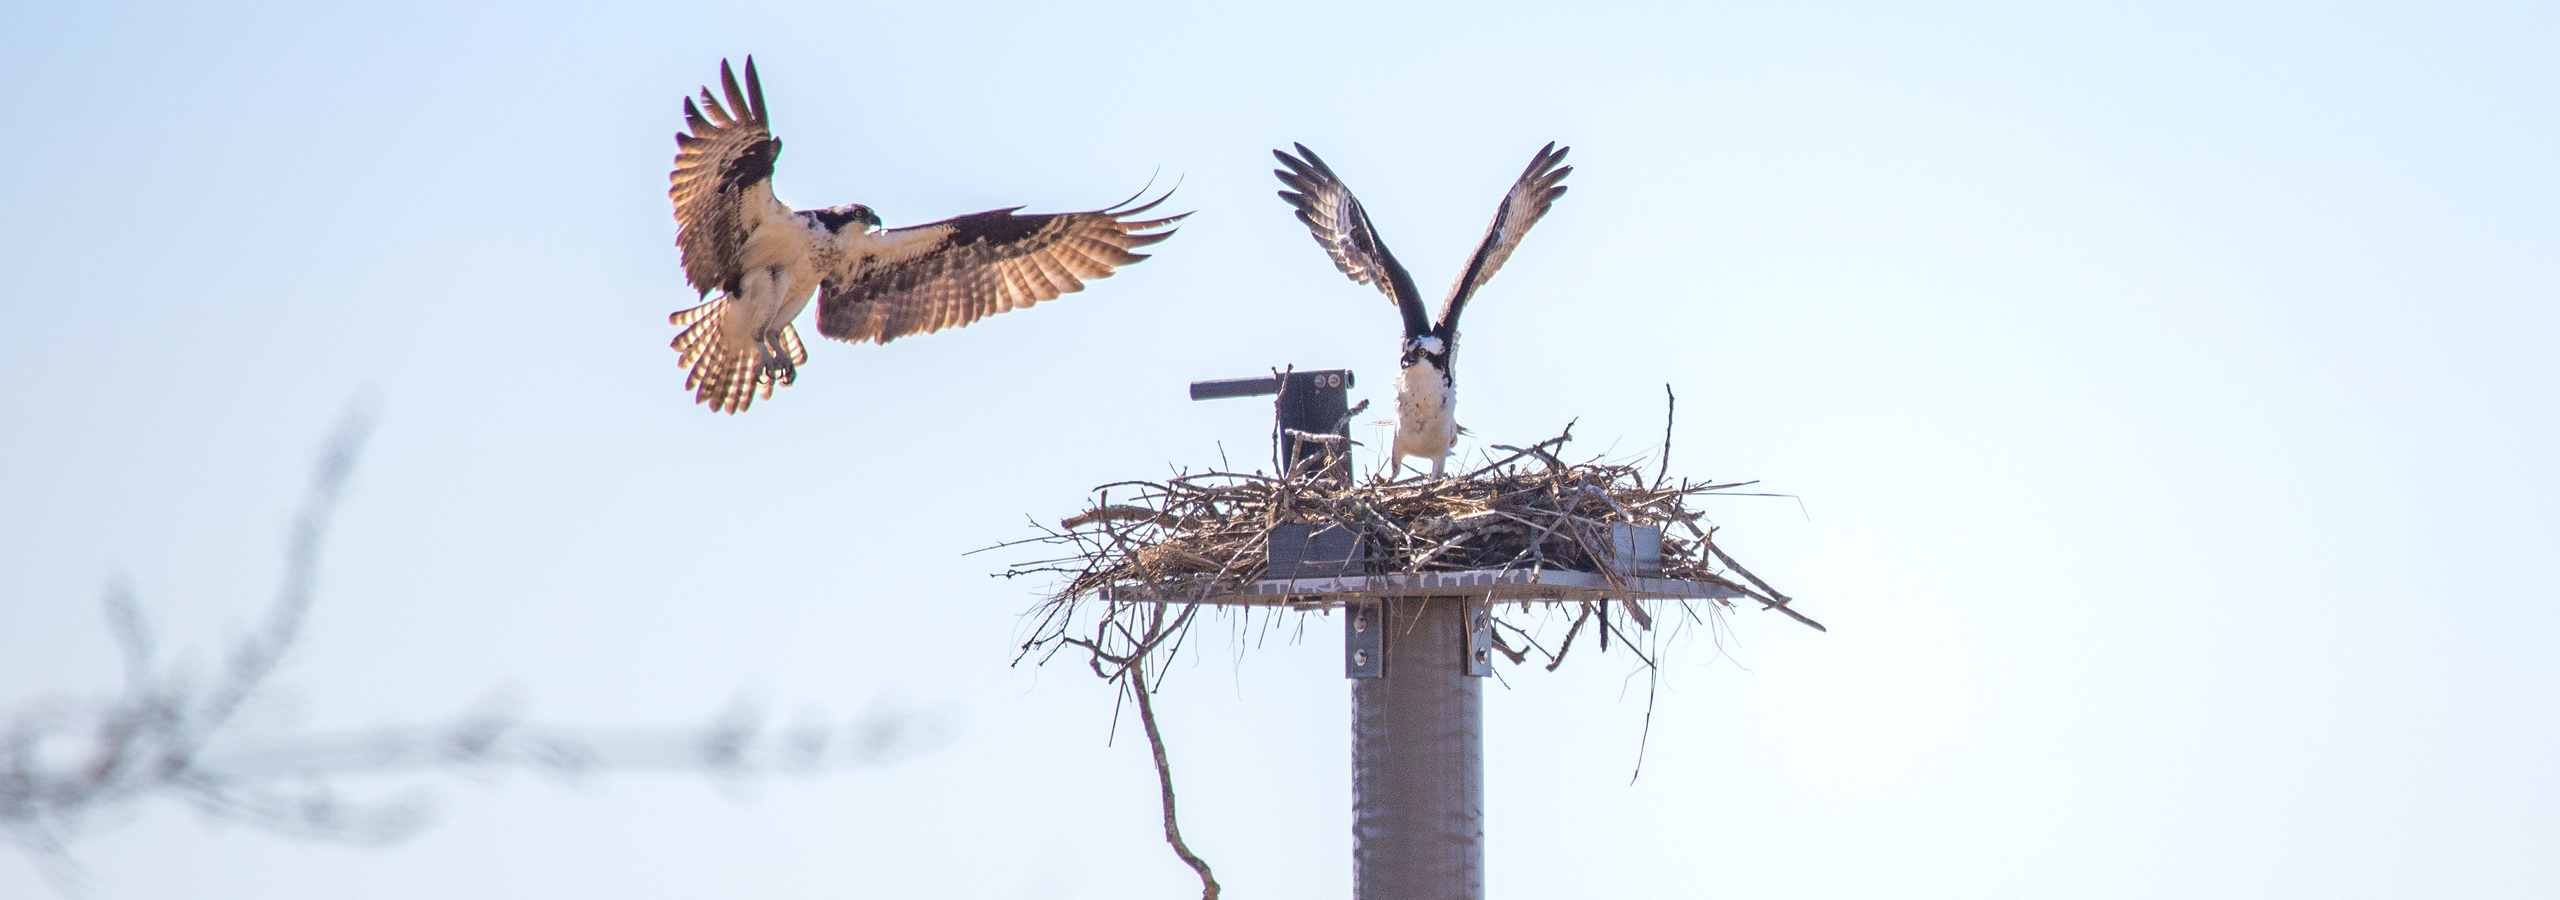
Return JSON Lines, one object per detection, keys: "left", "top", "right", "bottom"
{"left": 809, "top": 204, "right": 883, "bottom": 233}
{"left": 1400, "top": 334, "right": 1449, "bottom": 369}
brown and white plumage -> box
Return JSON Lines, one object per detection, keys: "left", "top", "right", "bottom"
{"left": 1274, "top": 142, "right": 1570, "bottom": 477}
{"left": 817, "top": 197, "right": 1183, "bottom": 345}
{"left": 670, "top": 59, "right": 781, "bottom": 302}
{"left": 1273, "top": 145, "right": 1423, "bottom": 333}
{"left": 665, "top": 57, "right": 1184, "bottom": 413}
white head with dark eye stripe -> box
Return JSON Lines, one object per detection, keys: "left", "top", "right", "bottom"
{"left": 808, "top": 204, "right": 883, "bottom": 233}
{"left": 1400, "top": 333, "right": 1448, "bottom": 369}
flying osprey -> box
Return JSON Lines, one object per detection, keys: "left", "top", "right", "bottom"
{"left": 1273, "top": 142, "right": 1570, "bottom": 477}
{"left": 667, "top": 58, "right": 1184, "bottom": 412}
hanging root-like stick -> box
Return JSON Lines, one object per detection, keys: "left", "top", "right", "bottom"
{"left": 1546, "top": 602, "right": 1593, "bottom": 672}
{"left": 1129, "top": 653, "right": 1219, "bottom": 900}
{"left": 1488, "top": 626, "right": 1529, "bottom": 665}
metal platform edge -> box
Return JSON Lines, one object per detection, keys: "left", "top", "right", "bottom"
{"left": 1099, "top": 568, "right": 1744, "bottom": 608}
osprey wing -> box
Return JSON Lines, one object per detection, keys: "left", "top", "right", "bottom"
{"left": 1273, "top": 144, "right": 1431, "bottom": 339}
{"left": 1437, "top": 142, "right": 1570, "bottom": 331}
{"left": 816, "top": 193, "right": 1185, "bottom": 344}
{"left": 668, "top": 57, "right": 781, "bottom": 297}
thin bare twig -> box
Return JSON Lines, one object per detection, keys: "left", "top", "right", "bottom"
{"left": 1130, "top": 653, "right": 1218, "bottom": 900}
{"left": 1655, "top": 384, "right": 1676, "bottom": 489}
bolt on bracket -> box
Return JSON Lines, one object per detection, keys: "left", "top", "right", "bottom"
{"left": 1465, "top": 598, "right": 1494, "bottom": 677}
{"left": 1346, "top": 598, "right": 1388, "bottom": 678}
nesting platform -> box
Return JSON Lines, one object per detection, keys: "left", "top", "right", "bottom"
{"left": 1099, "top": 523, "right": 1745, "bottom": 608}
{"left": 1002, "top": 373, "right": 1820, "bottom": 900}
{"left": 1212, "top": 568, "right": 1746, "bottom": 607}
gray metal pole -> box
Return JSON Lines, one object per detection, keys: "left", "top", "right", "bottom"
{"left": 1352, "top": 596, "right": 1484, "bottom": 900}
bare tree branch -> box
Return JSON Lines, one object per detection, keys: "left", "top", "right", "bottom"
{"left": 2, "top": 407, "right": 945, "bottom": 890}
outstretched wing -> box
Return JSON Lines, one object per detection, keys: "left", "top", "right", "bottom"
{"left": 1437, "top": 142, "right": 1570, "bottom": 331}
{"left": 816, "top": 193, "right": 1186, "bottom": 344}
{"left": 1273, "top": 144, "right": 1432, "bottom": 339}
{"left": 668, "top": 57, "right": 780, "bottom": 298}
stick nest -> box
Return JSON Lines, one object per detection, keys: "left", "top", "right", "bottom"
{"left": 1003, "top": 426, "right": 1821, "bottom": 667}
{"left": 996, "top": 422, "right": 1820, "bottom": 899}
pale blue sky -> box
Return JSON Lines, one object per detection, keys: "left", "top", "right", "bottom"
{"left": 4, "top": 1, "right": 2555, "bottom": 897}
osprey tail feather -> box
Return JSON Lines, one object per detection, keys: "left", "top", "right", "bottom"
{"left": 669, "top": 296, "right": 806, "bottom": 414}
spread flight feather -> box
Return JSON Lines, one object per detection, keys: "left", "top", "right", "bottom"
{"left": 1274, "top": 142, "right": 1570, "bottom": 476}
{"left": 667, "top": 57, "right": 1184, "bottom": 413}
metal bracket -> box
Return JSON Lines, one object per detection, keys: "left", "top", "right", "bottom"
{"left": 1465, "top": 598, "right": 1493, "bottom": 677}
{"left": 1270, "top": 523, "right": 1368, "bottom": 579}
{"left": 1345, "top": 598, "right": 1388, "bottom": 678}
{"left": 1608, "top": 523, "right": 1664, "bottom": 577}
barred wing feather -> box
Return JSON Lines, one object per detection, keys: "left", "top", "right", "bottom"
{"left": 817, "top": 195, "right": 1184, "bottom": 344}
{"left": 1437, "top": 142, "right": 1570, "bottom": 329}
{"left": 1272, "top": 143, "right": 1431, "bottom": 338}
{"left": 668, "top": 57, "right": 780, "bottom": 298}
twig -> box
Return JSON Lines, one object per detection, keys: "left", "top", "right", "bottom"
{"left": 1129, "top": 653, "right": 1218, "bottom": 900}
{"left": 1546, "top": 603, "right": 1593, "bottom": 672}
{"left": 1630, "top": 665, "right": 1658, "bottom": 785}
{"left": 1655, "top": 384, "right": 1675, "bottom": 489}
{"left": 1281, "top": 429, "right": 1355, "bottom": 446}
{"left": 1062, "top": 505, "right": 1180, "bottom": 530}
{"left": 1460, "top": 422, "right": 1575, "bottom": 480}
{"left": 1487, "top": 626, "right": 1529, "bottom": 665}
{"left": 1710, "top": 544, "right": 1827, "bottom": 632}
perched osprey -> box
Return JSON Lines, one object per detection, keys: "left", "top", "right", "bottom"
{"left": 667, "top": 58, "right": 1184, "bottom": 412}
{"left": 1273, "top": 143, "right": 1570, "bottom": 477}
